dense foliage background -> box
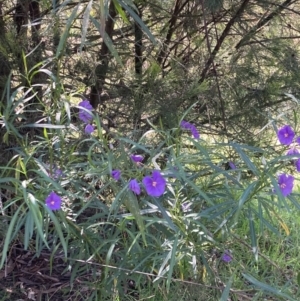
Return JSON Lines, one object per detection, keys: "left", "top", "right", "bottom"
{"left": 1, "top": 0, "right": 300, "bottom": 300}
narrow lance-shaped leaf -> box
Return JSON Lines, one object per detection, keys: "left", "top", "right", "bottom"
{"left": 118, "top": 0, "right": 156, "bottom": 44}
{"left": 90, "top": 16, "right": 123, "bottom": 65}
{"left": 166, "top": 233, "right": 178, "bottom": 292}
{"left": 242, "top": 273, "right": 298, "bottom": 301}
{"left": 124, "top": 192, "right": 147, "bottom": 245}
{"left": 80, "top": 0, "right": 93, "bottom": 52}
{"left": 248, "top": 207, "right": 258, "bottom": 261}
{"left": 56, "top": 4, "right": 79, "bottom": 59}
{"left": 219, "top": 274, "right": 234, "bottom": 301}
{"left": 112, "top": 0, "right": 130, "bottom": 24}
{"left": 0, "top": 204, "right": 25, "bottom": 269}
{"left": 99, "top": 0, "right": 105, "bottom": 38}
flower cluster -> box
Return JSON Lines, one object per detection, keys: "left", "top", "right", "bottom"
{"left": 180, "top": 120, "right": 200, "bottom": 139}
{"left": 78, "top": 100, "right": 95, "bottom": 135}
{"left": 277, "top": 125, "right": 300, "bottom": 171}
{"left": 276, "top": 124, "right": 300, "bottom": 196}
{"left": 111, "top": 157, "right": 166, "bottom": 197}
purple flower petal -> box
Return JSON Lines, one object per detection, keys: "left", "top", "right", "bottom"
{"left": 296, "top": 136, "right": 300, "bottom": 145}
{"left": 277, "top": 125, "right": 295, "bottom": 145}
{"left": 46, "top": 164, "right": 63, "bottom": 179}
{"left": 277, "top": 173, "right": 294, "bottom": 197}
{"left": 296, "top": 159, "right": 300, "bottom": 172}
{"left": 191, "top": 129, "right": 200, "bottom": 139}
{"left": 130, "top": 154, "right": 144, "bottom": 163}
{"left": 129, "top": 179, "right": 141, "bottom": 195}
{"left": 180, "top": 120, "right": 200, "bottom": 139}
{"left": 143, "top": 170, "right": 166, "bottom": 197}
{"left": 286, "top": 147, "right": 299, "bottom": 156}
{"left": 221, "top": 250, "right": 232, "bottom": 263}
{"left": 53, "top": 168, "right": 63, "bottom": 179}
{"left": 78, "top": 100, "right": 93, "bottom": 123}
{"left": 228, "top": 161, "right": 236, "bottom": 170}
{"left": 180, "top": 120, "right": 191, "bottom": 129}
{"left": 45, "top": 191, "right": 62, "bottom": 210}
{"left": 84, "top": 124, "right": 94, "bottom": 134}
{"left": 111, "top": 169, "right": 121, "bottom": 180}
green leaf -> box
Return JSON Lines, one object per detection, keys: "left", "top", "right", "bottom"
{"left": 0, "top": 204, "right": 25, "bottom": 269}
{"left": 112, "top": 0, "right": 130, "bottom": 24}
{"left": 154, "top": 249, "right": 172, "bottom": 282}
{"left": 248, "top": 207, "right": 258, "bottom": 261}
{"left": 297, "top": 272, "right": 300, "bottom": 287}
{"left": 64, "top": 101, "right": 71, "bottom": 122}
{"left": 90, "top": 16, "right": 123, "bottom": 65}
{"left": 27, "top": 193, "right": 49, "bottom": 249}
{"left": 219, "top": 274, "right": 234, "bottom": 301}
{"left": 124, "top": 192, "right": 146, "bottom": 245}
{"left": 242, "top": 273, "right": 298, "bottom": 301}
{"left": 118, "top": 1, "right": 156, "bottom": 44}
{"left": 104, "top": 242, "right": 116, "bottom": 279}
{"left": 152, "top": 197, "right": 177, "bottom": 232}
{"left": 231, "top": 143, "right": 259, "bottom": 176}
{"left": 47, "top": 209, "right": 68, "bottom": 258}
{"left": 24, "top": 211, "right": 34, "bottom": 250}
{"left": 20, "top": 123, "right": 68, "bottom": 129}
{"left": 166, "top": 233, "right": 178, "bottom": 292}
{"left": 238, "top": 181, "right": 256, "bottom": 209}
{"left": 80, "top": 0, "right": 93, "bottom": 52}
{"left": 56, "top": 4, "right": 79, "bottom": 59}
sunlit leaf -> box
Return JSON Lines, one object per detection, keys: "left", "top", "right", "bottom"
{"left": 80, "top": 0, "right": 93, "bottom": 52}
{"left": 56, "top": 4, "right": 79, "bottom": 59}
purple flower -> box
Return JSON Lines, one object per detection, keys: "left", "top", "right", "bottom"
{"left": 130, "top": 154, "right": 144, "bottom": 163}
{"left": 180, "top": 120, "right": 192, "bottom": 130}
{"left": 129, "top": 179, "right": 141, "bottom": 195}
{"left": 53, "top": 168, "right": 63, "bottom": 179}
{"left": 84, "top": 124, "right": 94, "bottom": 134}
{"left": 221, "top": 250, "right": 232, "bottom": 263}
{"left": 286, "top": 146, "right": 299, "bottom": 156}
{"left": 228, "top": 161, "right": 236, "bottom": 170}
{"left": 277, "top": 173, "right": 294, "bottom": 197}
{"left": 296, "top": 159, "right": 300, "bottom": 172}
{"left": 46, "top": 164, "right": 63, "bottom": 179}
{"left": 191, "top": 128, "right": 200, "bottom": 139}
{"left": 111, "top": 169, "right": 121, "bottom": 180}
{"left": 78, "top": 100, "right": 93, "bottom": 123}
{"left": 142, "top": 170, "right": 166, "bottom": 197}
{"left": 180, "top": 120, "right": 200, "bottom": 139}
{"left": 296, "top": 136, "right": 300, "bottom": 145}
{"left": 277, "top": 125, "right": 295, "bottom": 145}
{"left": 45, "top": 191, "right": 62, "bottom": 210}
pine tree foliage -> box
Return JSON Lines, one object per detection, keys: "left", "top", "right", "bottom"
{"left": 0, "top": 0, "right": 300, "bottom": 143}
